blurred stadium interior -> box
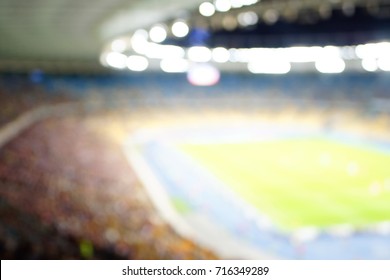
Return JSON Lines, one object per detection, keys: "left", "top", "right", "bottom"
{"left": 0, "top": 0, "right": 390, "bottom": 259}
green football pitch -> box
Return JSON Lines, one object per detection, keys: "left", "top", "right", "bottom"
{"left": 180, "top": 138, "right": 390, "bottom": 230}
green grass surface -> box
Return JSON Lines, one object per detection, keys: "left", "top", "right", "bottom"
{"left": 171, "top": 197, "right": 192, "bottom": 214}
{"left": 180, "top": 138, "right": 390, "bottom": 230}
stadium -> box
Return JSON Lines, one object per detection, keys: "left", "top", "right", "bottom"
{"left": 0, "top": 0, "right": 390, "bottom": 260}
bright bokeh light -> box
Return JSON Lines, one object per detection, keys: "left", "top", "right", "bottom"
{"left": 127, "top": 55, "right": 149, "bottom": 71}
{"left": 237, "top": 11, "right": 258, "bottom": 26}
{"left": 187, "top": 63, "right": 220, "bottom": 86}
{"left": 378, "top": 57, "right": 390, "bottom": 71}
{"left": 356, "top": 44, "right": 374, "bottom": 59}
{"left": 222, "top": 15, "right": 238, "bottom": 30}
{"left": 100, "top": 53, "right": 108, "bottom": 66}
{"left": 215, "top": 0, "right": 232, "bottom": 12}
{"left": 188, "top": 46, "right": 212, "bottom": 62}
{"left": 315, "top": 58, "right": 346, "bottom": 74}
{"left": 131, "top": 29, "right": 149, "bottom": 54}
{"left": 248, "top": 48, "right": 276, "bottom": 62}
{"left": 106, "top": 52, "right": 127, "bottom": 69}
{"left": 104, "top": 36, "right": 389, "bottom": 75}
{"left": 315, "top": 46, "right": 345, "bottom": 73}
{"left": 111, "top": 39, "right": 127, "bottom": 52}
{"left": 199, "top": 2, "right": 215, "bottom": 17}
{"left": 143, "top": 44, "right": 185, "bottom": 60}
{"left": 375, "top": 42, "right": 390, "bottom": 58}
{"left": 248, "top": 58, "right": 291, "bottom": 74}
{"left": 243, "top": 0, "right": 258, "bottom": 5}
{"left": 231, "top": 0, "right": 258, "bottom": 7}
{"left": 356, "top": 42, "right": 390, "bottom": 59}
{"left": 227, "top": 48, "right": 248, "bottom": 62}
{"left": 160, "top": 58, "right": 189, "bottom": 73}
{"left": 340, "top": 46, "right": 357, "bottom": 60}
{"left": 149, "top": 25, "right": 167, "bottom": 43}
{"left": 226, "top": 46, "right": 341, "bottom": 64}
{"left": 284, "top": 46, "right": 323, "bottom": 63}
{"left": 172, "top": 21, "right": 189, "bottom": 38}
{"left": 263, "top": 9, "right": 279, "bottom": 25}
{"left": 322, "top": 46, "right": 342, "bottom": 59}
{"left": 230, "top": 0, "right": 244, "bottom": 8}
{"left": 212, "top": 47, "right": 230, "bottom": 63}
{"left": 362, "top": 58, "right": 378, "bottom": 72}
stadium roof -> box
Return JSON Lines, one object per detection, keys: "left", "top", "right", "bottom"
{"left": 0, "top": 0, "right": 389, "bottom": 72}
{"left": 0, "top": 0, "right": 203, "bottom": 66}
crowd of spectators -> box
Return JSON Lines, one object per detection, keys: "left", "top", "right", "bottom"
{"left": 0, "top": 73, "right": 70, "bottom": 127}
{"left": 0, "top": 116, "right": 215, "bottom": 259}
{"left": 0, "top": 196, "right": 123, "bottom": 259}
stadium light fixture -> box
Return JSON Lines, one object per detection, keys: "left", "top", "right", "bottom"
{"left": 188, "top": 46, "right": 213, "bottom": 62}
{"left": 131, "top": 29, "right": 149, "bottom": 54}
{"left": 356, "top": 42, "right": 390, "bottom": 59}
{"left": 143, "top": 44, "right": 185, "bottom": 60}
{"left": 284, "top": 46, "right": 322, "bottom": 63}
{"left": 231, "top": 0, "right": 258, "bottom": 7}
{"left": 314, "top": 46, "right": 345, "bottom": 73}
{"left": 248, "top": 58, "right": 291, "bottom": 74}
{"left": 100, "top": 53, "right": 108, "bottom": 67}
{"left": 127, "top": 55, "right": 149, "bottom": 71}
{"left": 172, "top": 21, "right": 189, "bottom": 38}
{"left": 378, "top": 57, "right": 390, "bottom": 71}
{"left": 199, "top": 2, "right": 216, "bottom": 17}
{"left": 229, "top": 48, "right": 252, "bottom": 62}
{"left": 104, "top": 30, "right": 390, "bottom": 75}
{"left": 356, "top": 43, "right": 373, "bottom": 59}
{"left": 376, "top": 42, "right": 390, "bottom": 58}
{"left": 315, "top": 58, "right": 346, "bottom": 74}
{"left": 149, "top": 25, "right": 167, "bottom": 43}
{"left": 230, "top": 0, "right": 244, "bottom": 8}
{"left": 106, "top": 52, "right": 127, "bottom": 69}
{"left": 160, "top": 58, "right": 189, "bottom": 73}
{"left": 247, "top": 48, "right": 278, "bottom": 62}
{"left": 243, "top": 0, "right": 259, "bottom": 5}
{"left": 322, "top": 46, "right": 342, "bottom": 59}
{"left": 215, "top": 0, "right": 232, "bottom": 12}
{"left": 212, "top": 47, "right": 230, "bottom": 63}
{"left": 362, "top": 58, "right": 378, "bottom": 72}
{"left": 111, "top": 39, "right": 127, "bottom": 52}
